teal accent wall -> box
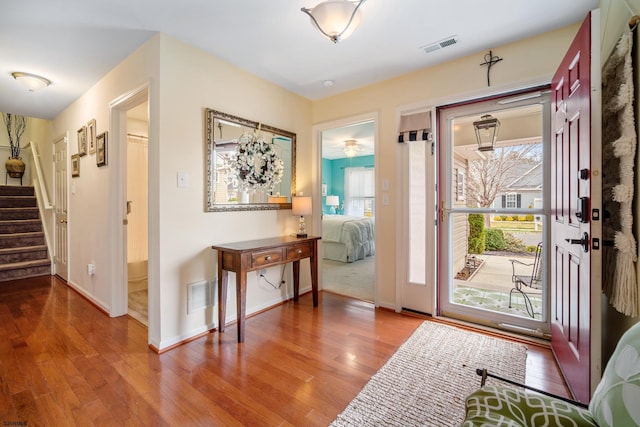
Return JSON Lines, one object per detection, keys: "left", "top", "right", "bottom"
{"left": 321, "top": 155, "right": 374, "bottom": 213}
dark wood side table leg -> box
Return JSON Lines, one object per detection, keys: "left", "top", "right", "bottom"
{"left": 236, "top": 269, "right": 247, "bottom": 343}
{"left": 310, "top": 239, "right": 318, "bottom": 307}
{"left": 292, "top": 260, "right": 300, "bottom": 302}
{"left": 217, "top": 251, "right": 228, "bottom": 333}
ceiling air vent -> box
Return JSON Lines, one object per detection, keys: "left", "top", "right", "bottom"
{"left": 420, "top": 35, "right": 459, "bottom": 54}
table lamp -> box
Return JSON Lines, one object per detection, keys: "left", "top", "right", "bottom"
{"left": 292, "top": 194, "right": 312, "bottom": 238}
{"left": 326, "top": 195, "right": 339, "bottom": 214}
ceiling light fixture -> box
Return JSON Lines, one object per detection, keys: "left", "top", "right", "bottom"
{"left": 301, "top": 0, "right": 366, "bottom": 43}
{"left": 343, "top": 139, "right": 359, "bottom": 157}
{"left": 11, "top": 72, "right": 51, "bottom": 91}
{"left": 473, "top": 114, "right": 500, "bottom": 152}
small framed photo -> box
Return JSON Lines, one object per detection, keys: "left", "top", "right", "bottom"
{"left": 322, "top": 183, "right": 327, "bottom": 196}
{"left": 71, "top": 154, "right": 80, "bottom": 177}
{"left": 96, "top": 131, "right": 108, "bottom": 167}
{"left": 77, "top": 126, "right": 87, "bottom": 157}
{"left": 87, "top": 119, "right": 97, "bottom": 154}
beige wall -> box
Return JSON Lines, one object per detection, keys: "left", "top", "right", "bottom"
{"left": 48, "top": 33, "right": 312, "bottom": 349}
{"left": 312, "top": 24, "right": 581, "bottom": 308}
{"left": 154, "top": 35, "right": 312, "bottom": 348}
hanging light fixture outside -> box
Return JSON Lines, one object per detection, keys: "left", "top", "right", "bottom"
{"left": 301, "top": 0, "right": 366, "bottom": 43}
{"left": 11, "top": 72, "right": 51, "bottom": 91}
{"left": 472, "top": 114, "right": 500, "bottom": 151}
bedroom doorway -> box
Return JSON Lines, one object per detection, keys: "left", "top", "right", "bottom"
{"left": 320, "top": 119, "right": 376, "bottom": 302}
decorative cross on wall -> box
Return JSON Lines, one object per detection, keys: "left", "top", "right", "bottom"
{"left": 480, "top": 50, "right": 503, "bottom": 86}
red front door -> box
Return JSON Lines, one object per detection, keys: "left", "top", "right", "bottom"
{"left": 550, "top": 11, "right": 601, "bottom": 404}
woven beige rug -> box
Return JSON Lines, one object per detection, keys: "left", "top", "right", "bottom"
{"left": 331, "top": 321, "right": 527, "bottom": 427}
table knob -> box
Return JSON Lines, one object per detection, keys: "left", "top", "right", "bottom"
{"left": 297, "top": 249, "right": 302, "bottom": 254}
{"left": 265, "top": 255, "right": 271, "bottom": 261}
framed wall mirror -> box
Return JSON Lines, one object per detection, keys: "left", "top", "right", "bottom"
{"left": 205, "top": 108, "right": 296, "bottom": 212}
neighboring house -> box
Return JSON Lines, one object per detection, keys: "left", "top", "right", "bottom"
{"left": 493, "top": 161, "right": 543, "bottom": 211}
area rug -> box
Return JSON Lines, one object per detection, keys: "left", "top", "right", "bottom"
{"left": 331, "top": 322, "right": 527, "bottom": 427}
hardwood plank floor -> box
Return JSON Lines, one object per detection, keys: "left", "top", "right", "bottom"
{"left": 0, "top": 275, "right": 570, "bottom": 426}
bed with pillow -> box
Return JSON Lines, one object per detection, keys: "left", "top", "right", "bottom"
{"left": 322, "top": 214, "right": 375, "bottom": 263}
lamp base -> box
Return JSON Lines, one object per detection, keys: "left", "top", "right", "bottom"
{"left": 296, "top": 233, "right": 308, "bottom": 238}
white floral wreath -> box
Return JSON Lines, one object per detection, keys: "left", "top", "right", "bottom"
{"left": 231, "top": 131, "right": 284, "bottom": 191}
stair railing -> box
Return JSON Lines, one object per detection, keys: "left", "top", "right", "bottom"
{"left": 24, "top": 141, "right": 53, "bottom": 210}
{"left": 24, "top": 141, "right": 54, "bottom": 271}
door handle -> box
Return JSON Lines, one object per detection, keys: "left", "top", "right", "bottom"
{"left": 565, "top": 232, "right": 589, "bottom": 253}
{"left": 59, "top": 219, "right": 67, "bottom": 223}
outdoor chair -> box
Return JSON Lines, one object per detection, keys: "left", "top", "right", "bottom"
{"left": 509, "top": 242, "right": 543, "bottom": 318}
{"left": 462, "top": 320, "right": 640, "bottom": 426}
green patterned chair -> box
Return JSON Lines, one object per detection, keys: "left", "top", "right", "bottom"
{"left": 462, "top": 321, "right": 640, "bottom": 426}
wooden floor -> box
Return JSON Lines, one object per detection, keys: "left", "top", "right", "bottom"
{"left": 1, "top": 276, "right": 570, "bottom": 426}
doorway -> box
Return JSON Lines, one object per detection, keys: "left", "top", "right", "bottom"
{"left": 125, "top": 102, "right": 149, "bottom": 325}
{"left": 320, "top": 119, "right": 376, "bottom": 302}
{"left": 438, "top": 90, "right": 551, "bottom": 336}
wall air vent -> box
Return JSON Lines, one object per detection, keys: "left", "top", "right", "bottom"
{"left": 420, "top": 35, "right": 459, "bottom": 54}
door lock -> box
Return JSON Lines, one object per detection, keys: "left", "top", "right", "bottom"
{"left": 565, "top": 232, "right": 589, "bottom": 253}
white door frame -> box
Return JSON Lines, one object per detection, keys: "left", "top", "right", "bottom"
{"left": 108, "top": 84, "right": 153, "bottom": 329}
{"left": 311, "top": 112, "right": 379, "bottom": 304}
{"left": 396, "top": 106, "right": 437, "bottom": 314}
{"left": 53, "top": 132, "right": 69, "bottom": 281}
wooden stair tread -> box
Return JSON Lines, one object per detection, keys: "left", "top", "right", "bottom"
{"left": 0, "top": 259, "right": 50, "bottom": 271}
{"left": 0, "top": 245, "right": 48, "bottom": 254}
{"left": 0, "top": 231, "right": 44, "bottom": 238}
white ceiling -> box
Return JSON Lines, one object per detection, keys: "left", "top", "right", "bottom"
{"left": 322, "top": 120, "right": 375, "bottom": 160}
{"left": 1, "top": 0, "right": 597, "bottom": 120}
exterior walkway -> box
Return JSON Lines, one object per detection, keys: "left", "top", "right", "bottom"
{"left": 453, "top": 252, "right": 542, "bottom": 319}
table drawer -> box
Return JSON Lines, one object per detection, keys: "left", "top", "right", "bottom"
{"left": 251, "top": 249, "right": 283, "bottom": 268}
{"left": 286, "top": 243, "right": 312, "bottom": 261}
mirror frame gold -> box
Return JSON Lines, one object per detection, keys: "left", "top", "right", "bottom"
{"left": 205, "top": 108, "right": 296, "bottom": 212}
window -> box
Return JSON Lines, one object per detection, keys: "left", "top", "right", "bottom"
{"left": 456, "top": 170, "right": 465, "bottom": 201}
{"left": 344, "top": 167, "right": 375, "bottom": 217}
{"left": 503, "top": 193, "right": 521, "bottom": 208}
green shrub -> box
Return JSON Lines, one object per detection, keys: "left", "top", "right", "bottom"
{"left": 504, "top": 232, "right": 526, "bottom": 252}
{"left": 485, "top": 229, "right": 506, "bottom": 251}
{"left": 468, "top": 213, "right": 485, "bottom": 254}
{"left": 526, "top": 214, "right": 535, "bottom": 221}
{"left": 501, "top": 215, "right": 509, "bottom": 221}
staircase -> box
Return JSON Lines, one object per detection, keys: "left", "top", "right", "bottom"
{"left": 0, "top": 185, "right": 51, "bottom": 282}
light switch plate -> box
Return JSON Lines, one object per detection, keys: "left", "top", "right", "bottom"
{"left": 177, "top": 171, "right": 189, "bottom": 188}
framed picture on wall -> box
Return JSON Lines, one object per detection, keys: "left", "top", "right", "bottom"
{"left": 77, "top": 126, "right": 87, "bottom": 156}
{"left": 96, "top": 131, "right": 108, "bottom": 167}
{"left": 87, "top": 119, "right": 97, "bottom": 154}
{"left": 71, "top": 154, "right": 80, "bottom": 177}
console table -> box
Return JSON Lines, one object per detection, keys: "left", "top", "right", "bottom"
{"left": 211, "top": 235, "right": 321, "bottom": 343}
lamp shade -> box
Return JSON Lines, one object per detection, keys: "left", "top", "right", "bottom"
{"left": 302, "top": 0, "right": 365, "bottom": 43}
{"left": 12, "top": 72, "right": 51, "bottom": 91}
{"left": 292, "top": 196, "right": 312, "bottom": 216}
{"left": 326, "top": 195, "right": 339, "bottom": 206}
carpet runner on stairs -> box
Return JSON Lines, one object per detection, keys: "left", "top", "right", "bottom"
{"left": 0, "top": 185, "right": 51, "bottom": 282}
